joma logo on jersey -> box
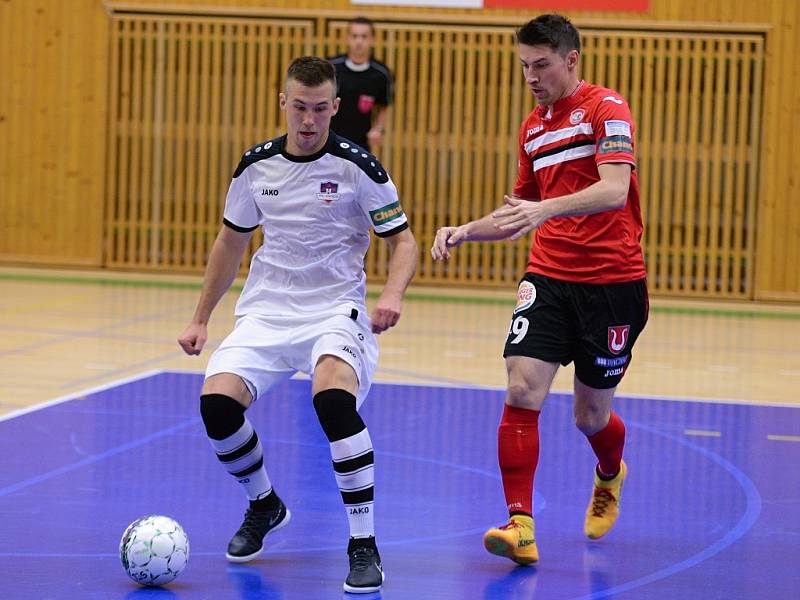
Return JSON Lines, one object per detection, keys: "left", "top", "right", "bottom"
{"left": 261, "top": 188, "right": 279, "bottom": 196}
{"left": 526, "top": 125, "right": 544, "bottom": 138}
{"left": 369, "top": 201, "right": 403, "bottom": 226}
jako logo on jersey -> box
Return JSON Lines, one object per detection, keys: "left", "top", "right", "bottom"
{"left": 369, "top": 201, "right": 404, "bottom": 226}
{"left": 261, "top": 188, "right": 279, "bottom": 196}
{"left": 317, "top": 181, "right": 340, "bottom": 203}
{"left": 341, "top": 345, "right": 358, "bottom": 361}
{"left": 349, "top": 507, "right": 369, "bottom": 515}
{"left": 514, "top": 280, "right": 536, "bottom": 314}
{"left": 570, "top": 108, "right": 586, "bottom": 124}
{"left": 608, "top": 325, "right": 630, "bottom": 355}
{"left": 602, "top": 95, "right": 624, "bottom": 105}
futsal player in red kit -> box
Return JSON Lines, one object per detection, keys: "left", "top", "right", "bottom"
{"left": 431, "top": 14, "right": 648, "bottom": 564}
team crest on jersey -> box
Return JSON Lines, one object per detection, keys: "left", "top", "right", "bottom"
{"left": 514, "top": 280, "right": 536, "bottom": 313}
{"left": 570, "top": 109, "right": 586, "bottom": 124}
{"left": 607, "top": 325, "right": 630, "bottom": 355}
{"left": 317, "top": 181, "right": 340, "bottom": 203}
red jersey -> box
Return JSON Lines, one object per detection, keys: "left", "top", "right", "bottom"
{"left": 514, "top": 81, "right": 647, "bottom": 284}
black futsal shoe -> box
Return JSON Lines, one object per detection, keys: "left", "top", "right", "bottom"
{"left": 343, "top": 537, "right": 384, "bottom": 593}
{"left": 225, "top": 499, "right": 291, "bottom": 562}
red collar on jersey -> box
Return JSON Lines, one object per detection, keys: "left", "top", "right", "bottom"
{"left": 536, "top": 80, "right": 587, "bottom": 120}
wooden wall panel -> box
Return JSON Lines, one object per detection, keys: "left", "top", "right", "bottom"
{"left": 0, "top": 0, "right": 108, "bottom": 266}
{"left": 102, "top": 0, "right": 800, "bottom": 301}
{"left": 105, "top": 15, "right": 312, "bottom": 269}
{"left": 1, "top": 0, "right": 798, "bottom": 301}
{"left": 103, "top": 10, "right": 764, "bottom": 299}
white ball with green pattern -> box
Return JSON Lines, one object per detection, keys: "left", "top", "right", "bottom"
{"left": 119, "top": 515, "right": 189, "bottom": 586}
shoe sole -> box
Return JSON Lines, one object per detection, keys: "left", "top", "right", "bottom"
{"left": 343, "top": 569, "right": 385, "bottom": 594}
{"left": 225, "top": 508, "right": 292, "bottom": 563}
{"left": 483, "top": 535, "right": 537, "bottom": 566}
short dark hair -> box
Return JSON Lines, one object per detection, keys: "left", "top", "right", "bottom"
{"left": 516, "top": 14, "right": 581, "bottom": 56}
{"left": 349, "top": 16, "right": 375, "bottom": 35}
{"left": 286, "top": 56, "right": 337, "bottom": 89}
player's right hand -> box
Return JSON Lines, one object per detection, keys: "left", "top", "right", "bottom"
{"left": 431, "top": 226, "right": 468, "bottom": 260}
{"left": 178, "top": 323, "right": 207, "bottom": 356}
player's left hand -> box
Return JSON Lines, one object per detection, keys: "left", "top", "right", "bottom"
{"left": 492, "top": 195, "right": 550, "bottom": 240}
{"left": 367, "top": 128, "right": 384, "bottom": 148}
{"left": 371, "top": 294, "right": 401, "bottom": 334}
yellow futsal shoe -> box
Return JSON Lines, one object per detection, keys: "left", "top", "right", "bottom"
{"left": 483, "top": 514, "right": 538, "bottom": 565}
{"left": 584, "top": 460, "right": 627, "bottom": 540}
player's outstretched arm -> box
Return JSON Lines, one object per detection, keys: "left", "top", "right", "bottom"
{"left": 178, "top": 226, "right": 254, "bottom": 355}
{"left": 371, "top": 227, "right": 418, "bottom": 334}
{"left": 493, "top": 163, "right": 631, "bottom": 240}
{"left": 430, "top": 205, "right": 528, "bottom": 261}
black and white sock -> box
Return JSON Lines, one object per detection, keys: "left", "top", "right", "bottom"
{"left": 201, "top": 393, "right": 273, "bottom": 503}
{"left": 313, "top": 389, "right": 375, "bottom": 539}
{"left": 331, "top": 428, "right": 375, "bottom": 538}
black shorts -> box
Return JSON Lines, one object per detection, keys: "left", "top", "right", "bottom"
{"left": 503, "top": 273, "right": 649, "bottom": 389}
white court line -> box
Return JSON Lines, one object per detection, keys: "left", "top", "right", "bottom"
{"left": 707, "top": 365, "right": 739, "bottom": 373}
{"left": 684, "top": 429, "right": 722, "bottom": 437}
{"left": 778, "top": 370, "right": 800, "bottom": 377}
{"left": 767, "top": 434, "right": 800, "bottom": 443}
{"left": 0, "top": 369, "right": 166, "bottom": 423}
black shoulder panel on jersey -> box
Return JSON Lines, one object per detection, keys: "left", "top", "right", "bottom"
{"left": 232, "top": 135, "right": 285, "bottom": 178}
{"left": 327, "top": 134, "right": 389, "bottom": 184}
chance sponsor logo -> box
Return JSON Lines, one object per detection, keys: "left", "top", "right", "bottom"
{"left": 599, "top": 135, "right": 633, "bottom": 154}
{"left": 369, "top": 201, "right": 404, "bottom": 226}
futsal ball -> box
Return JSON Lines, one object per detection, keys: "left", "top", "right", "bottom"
{"left": 119, "top": 515, "right": 189, "bottom": 586}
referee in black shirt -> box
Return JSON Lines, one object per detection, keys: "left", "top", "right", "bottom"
{"left": 329, "top": 17, "right": 394, "bottom": 152}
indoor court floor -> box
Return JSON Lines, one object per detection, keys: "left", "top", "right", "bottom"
{"left": 1, "top": 267, "right": 799, "bottom": 599}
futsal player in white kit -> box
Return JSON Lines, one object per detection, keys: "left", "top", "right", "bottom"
{"left": 178, "top": 56, "right": 418, "bottom": 594}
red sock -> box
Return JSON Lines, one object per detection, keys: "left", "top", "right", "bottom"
{"left": 587, "top": 412, "right": 626, "bottom": 477}
{"left": 498, "top": 404, "right": 540, "bottom": 516}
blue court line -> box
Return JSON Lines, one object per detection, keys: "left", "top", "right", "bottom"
{"left": 572, "top": 419, "right": 762, "bottom": 600}
{"left": 0, "top": 417, "right": 200, "bottom": 499}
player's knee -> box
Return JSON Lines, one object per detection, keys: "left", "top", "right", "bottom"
{"left": 573, "top": 406, "right": 609, "bottom": 436}
{"left": 313, "top": 388, "right": 364, "bottom": 442}
{"left": 506, "top": 383, "right": 540, "bottom": 408}
{"left": 200, "top": 393, "right": 246, "bottom": 440}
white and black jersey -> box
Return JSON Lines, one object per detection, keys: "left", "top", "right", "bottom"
{"left": 223, "top": 133, "right": 408, "bottom": 319}
{"left": 329, "top": 55, "right": 393, "bottom": 150}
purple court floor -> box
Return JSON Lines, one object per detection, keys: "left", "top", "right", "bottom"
{"left": 0, "top": 371, "right": 798, "bottom": 599}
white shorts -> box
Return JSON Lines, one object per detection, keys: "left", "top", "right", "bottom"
{"left": 206, "top": 310, "right": 378, "bottom": 408}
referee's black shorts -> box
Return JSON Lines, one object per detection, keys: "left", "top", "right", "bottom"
{"left": 503, "top": 272, "right": 649, "bottom": 389}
